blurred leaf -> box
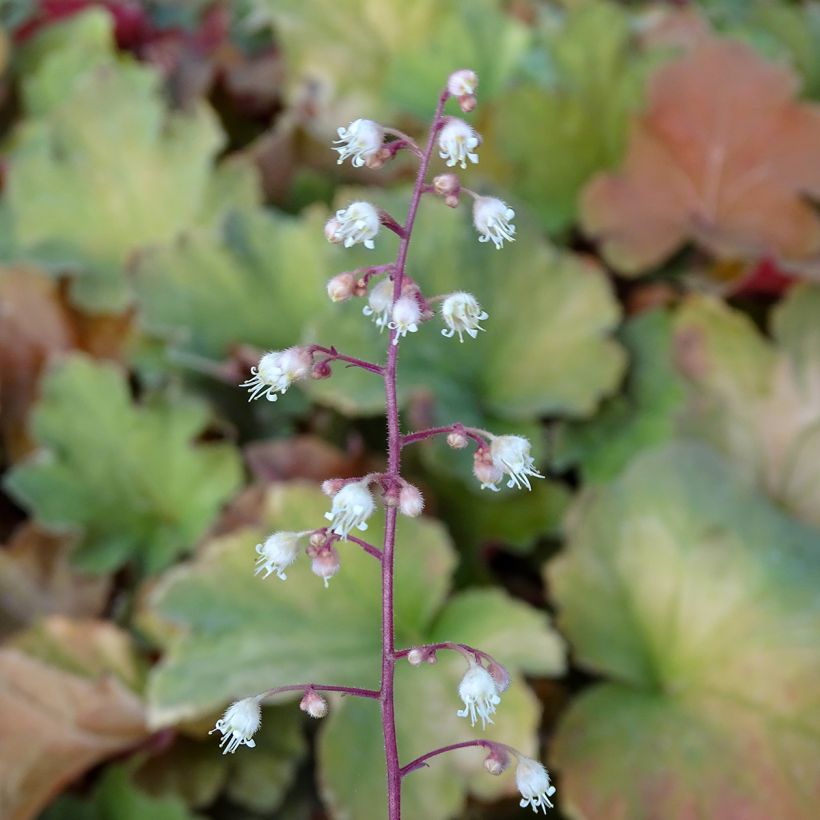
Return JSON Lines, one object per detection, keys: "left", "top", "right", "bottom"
{"left": 134, "top": 207, "right": 328, "bottom": 360}
{"left": 2, "top": 10, "right": 250, "bottom": 313}
{"left": 40, "top": 766, "right": 203, "bottom": 820}
{"left": 553, "top": 309, "right": 685, "bottom": 482}
{"left": 307, "top": 189, "right": 625, "bottom": 431}
{"left": 143, "top": 483, "right": 564, "bottom": 818}
{"left": 582, "top": 38, "right": 820, "bottom": 275}
{"left": 250, "top": 0, "right": 528, "bottom": 124}
{"left": 548, "top": 442, "right": 820, "bottom": 820}
{"left": 674, "top": 286, "right": 820, "bottom": 530}
{"left": 135, "top": 705, "right": 305, "bottom": 813}
{"left": 0, "top": 619, "right": 148, "bottom": 820}
{"left": 0, "top": 524, "right": 110, "bottom": 640}
{"left": 486, "top": 0, "right": 660, "bottom": 233}
{"left": 4, "top": 354, "right": 242, "bottom": 574}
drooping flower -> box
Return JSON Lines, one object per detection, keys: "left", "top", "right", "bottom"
{"left": 440, "top": 292, "right": 488, "bottom": 342}
{"left": 311, "top": 544, "right": 341, "bottom": 588}
{"left": 325, "top": 201, "right": 380, "bottom": 249}
{"left": 474, "top": 447, "right": 504, "bottom": 492}
{"left": 438, "top": 118, "right": 480, "bottom": 169}
{"left": 254, "top": 532, "right": 304, "bottom": 580}
{"left": 324, "top": 479, "right": 376, "bottom": 538}
{"left": 388, "top": 296, "right": 421, "bottom": 344}
{"left": 398, "top": 483, "right": 424, "bottom": 517}
{"left": 210, "top": 697, "right": 262, "bottom": 755}
{"left": 362, "top": 278, "right": 394, "bottom": 330}
{"left": 240, "top": 347, "right": 312, "bottom": 402}
{"left": 515, "top": 757, "right": 557, "bottom": 813}
{"left": 490, "top": 435, "right": 544, "bottom": 491}
{"left": 456, "top": 661, "right": 501, "bottom": 730}
{"left": 473, "top": 196, "right": 516, "bottom": 249}
{"left": 447, "top": 69, "right": 478, "bottom": 98}
{"left": 333, "top": 119, "right": 384, "bottom": 167}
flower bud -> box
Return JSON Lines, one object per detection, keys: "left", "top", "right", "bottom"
{"left": 487, "top": 660, "right": 511, "bottom": 693}
{"left": 458, "top": 94, "right": 477, "bottom": 113}
{"left": 300, "top": 689, "right": 329, "bottom": 719}
{"left": 311, "top": 359, "right": 332, "bottom": 380}
{"left": 484, "top": 747, "right": 510, "bottom": 776}
{"left": 444, "top": 194, "right": 460, "bottom": 208}
{"left": 311, "top": 545, "right": 341, "bottom": 588}
{"left": 327, "top": 272, "right": 357, "bottom": 302}
{"left": 407, "top": 648, "right": 425, "bottom": 666}
{"left": 321, "top": 478, "right": 345, "bottom": 497}
{"left": 398, "top": 483, "right": 424, "bottom": 517}
{"left": 309, "top": 530, "right": 327, "bottom": 548}
{"left": 433, "top": 173, "right": 460, "bottom": 196}
{"left": 473, "top": 448, "right": 503, "bottom": 492}
{"left": 447, "top": 431, "right": 469, "bottom": 449}
{"left": 324, "top": 217, "right": 342, "bottom": 243}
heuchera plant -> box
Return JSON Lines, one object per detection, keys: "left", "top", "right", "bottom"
{"left": 212, "top": 70, "right": 557, "bottom": 818}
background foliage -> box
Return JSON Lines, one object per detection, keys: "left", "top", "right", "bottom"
{"left": 1, "top": 1, "right": 819, "bottom": 819}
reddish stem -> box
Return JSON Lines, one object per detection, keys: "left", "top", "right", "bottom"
{"left": 394, "top": 641, "right": 497, "bottom": 666}
{"left": 260, "top": 683, "right": 380, "bottom": 700}
{"left": 380, "top": 87, "right": 450, "bottom": 820}
{"left": 400, "top": 423, "right": 489, "bottom": 449}
{"left": 309, "top": 345, "right": 384, "bottom": 375}
{"left": 400, "top": 739, "right": 514, "bottom": 777}
{"left": 331, "top": 532, "right": 383, "bottom": 560}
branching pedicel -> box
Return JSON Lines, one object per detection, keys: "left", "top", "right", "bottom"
{"left": 219, "top": 70, "right": 556, "bottom": 818}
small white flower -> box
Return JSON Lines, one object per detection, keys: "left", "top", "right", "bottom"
{"left": 473, "top": 196, "right": 516, "bottom": 249}
{"left": 447, "top": 69, "right": 478, "bottom": 98}
{"left": 516, "top": 757, "right": 556, "bottom": 813}
{"left": 255, "top": 532, "right": 303, "bottom": 580}
{"left": 388, "top": 296, "right": 421, "bottom": 345}
{"left": 457, "top": 661, "right": 501, "bottom": 730}
{"left": 324, "top": 480, "right": 376, "bottom": 538}
{"left": 210, "top": 697, "right": 261, "bottom": 755}
{"left": 362, "top": 278, "right": 394, "bottom": 330}
{"left": 490, "top": 435, "right": 544, "bottom": 491}
{"left": 325, "top": 201, "right": 380, "bottom": 249}
{"left": 438, "top": 119, "right": 480, "bottom": 169}
{"left": 240, "top": 347, "right": 312, "bottom": 402}
{"left": 441, "top": 292, "right": 488, "bottom": 342}
{"left": 333, "top": 118, "right": 384, "bottom": 167}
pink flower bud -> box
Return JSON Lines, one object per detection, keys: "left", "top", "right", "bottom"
{"left": 299, "top": 690, "right": 328, "bottom": 719}
{"left": 324, "top": 217, "right": 343, "bottom": 244}
{"left": 309, "top": 531, "right": 327, "bottom": 549}
{"left": 398, "top": 484, "right": 424, "bottom": 517}
{"left": 473, "top": 448, "right": 503, "bottom": 492}
{"left": 407, "top": 648, "right": 425, "bottom": 666}
{"left": 444, "top": 194, "right": 460, "bottom": 208}
{"left": 447, "top": 431, "right": 469, "bottom": 449}
{"left": 487, "top": 660, "right": 511, "bottom": 693}
{"left": 311, "top": 360, "right": 332, "bottom": 380}
{"left": 433, "top": 174, "right": 460, "bottom": 196}
{"left": 321, "top": 478, "right": 345, "bottom": 497}
{"left": 458, "top": 94, "right": 477, "bottom": 113}
{"left": 484, "top": 747, "right": 510, "bottom": 776}
{"left": 327, "top": 272, "right": 357, "bottom": 302}
{"left": 311, "top": 545, "right": 340, "bottom": 588}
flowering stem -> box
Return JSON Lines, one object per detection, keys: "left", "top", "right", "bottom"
{"left": 400, "top": 740, "right": 515, "bottom": 777}
{"left": 394, "top": 641, "right": 498, "bottom": 666}
{"left": 334, "top": 533, "right": 383, "bottom": 560}
{"left": 380, "top": 87, "right": 450, "bottom": 820}
{"left": 400, "top": 423, "right": 489, "bottom": 449}
{"left": 308, "top": 345, "right": 384, "bottom": 375}
{"left": 260, "top": 683, "right": 380, "bottom": 701}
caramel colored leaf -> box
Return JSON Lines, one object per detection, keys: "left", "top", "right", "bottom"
{"left": 0, "top": 619, "right": 148, "bottom": 820}
{"left": 582, "top": 38, "right": 820, "bottom": 275}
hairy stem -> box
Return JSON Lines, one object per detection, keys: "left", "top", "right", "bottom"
{"left": 381, "top": 88, "right": 449, "bottom": 820}
{"left": 259, "top": 683, "right": 380, "bottom": 700}
{"left": 400, "top": 740, "right": 514, "bottom": 777}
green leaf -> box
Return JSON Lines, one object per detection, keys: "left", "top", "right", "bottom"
{"left": 134, "top": 207, "right": 329, "bottom": 360}
{"left": 674, "top": 288, "right": 820, "bottom": 530}
{"left": 553, "top": 309, "right": 685, "bottom": 482}
{"left": 41, "top": 766, "right": 203, "bottom": 820}
{"left": 251, "top": 0, "right": 528, "bottom": 121}
{"left": 4, "top": 354, "right": 242, "bottom": 574}
{"left": 548, "top": 442, "right": 820, "bottom": 819}
{"left": 484, "top": 0, "right": 661, "bottom": 233}
{"left": 2, "top": 10, "right": 247, "bottom": 312}
{"left": 307, "top": 188, "right": 625, "bottom": 430}
{"left": 143, "top": 483, "right": 564, "bottom": 818}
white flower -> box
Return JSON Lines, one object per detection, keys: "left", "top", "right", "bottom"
{"left": 325, "top": 201, "right": 380, "bottom": 249}
{"left": 210, "top": 697, "right": 261, "bottom": 755}
{"left": 490, "top": 435, "right": 544, "bottom": 491}
{"left": 441, "top": 292, "right": 488, "bottom": 342}
{"left": 255, "top": 532, "right": 303, "bottom": 580}
{"left": 333, "top": 118, "right": 384, "bottom": 167}
{"left": 240, "top": 347, "right": 312, "bottom": 402}
{"left": 456, "top": 661, "right": 501, "bottom": 730}
{"left": 438, "top": 119, "right": 480, "bottom": 169}
{"left": 324, "top": 480, "right": 376, "bottom": 538}
{"left": 362, "top": 278, "right": 394, "bottom": 330}
{"left": 388, "top": 296, "right": 421, "bottom": 345}
{"left": 516, "top": 757, "right": 556, "bottom": 813}
{"left": 473, "top": 196, "right": 516, "bottom": 249}
{"left": 447, "top": 69, "right": 478, "bottom": 97}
